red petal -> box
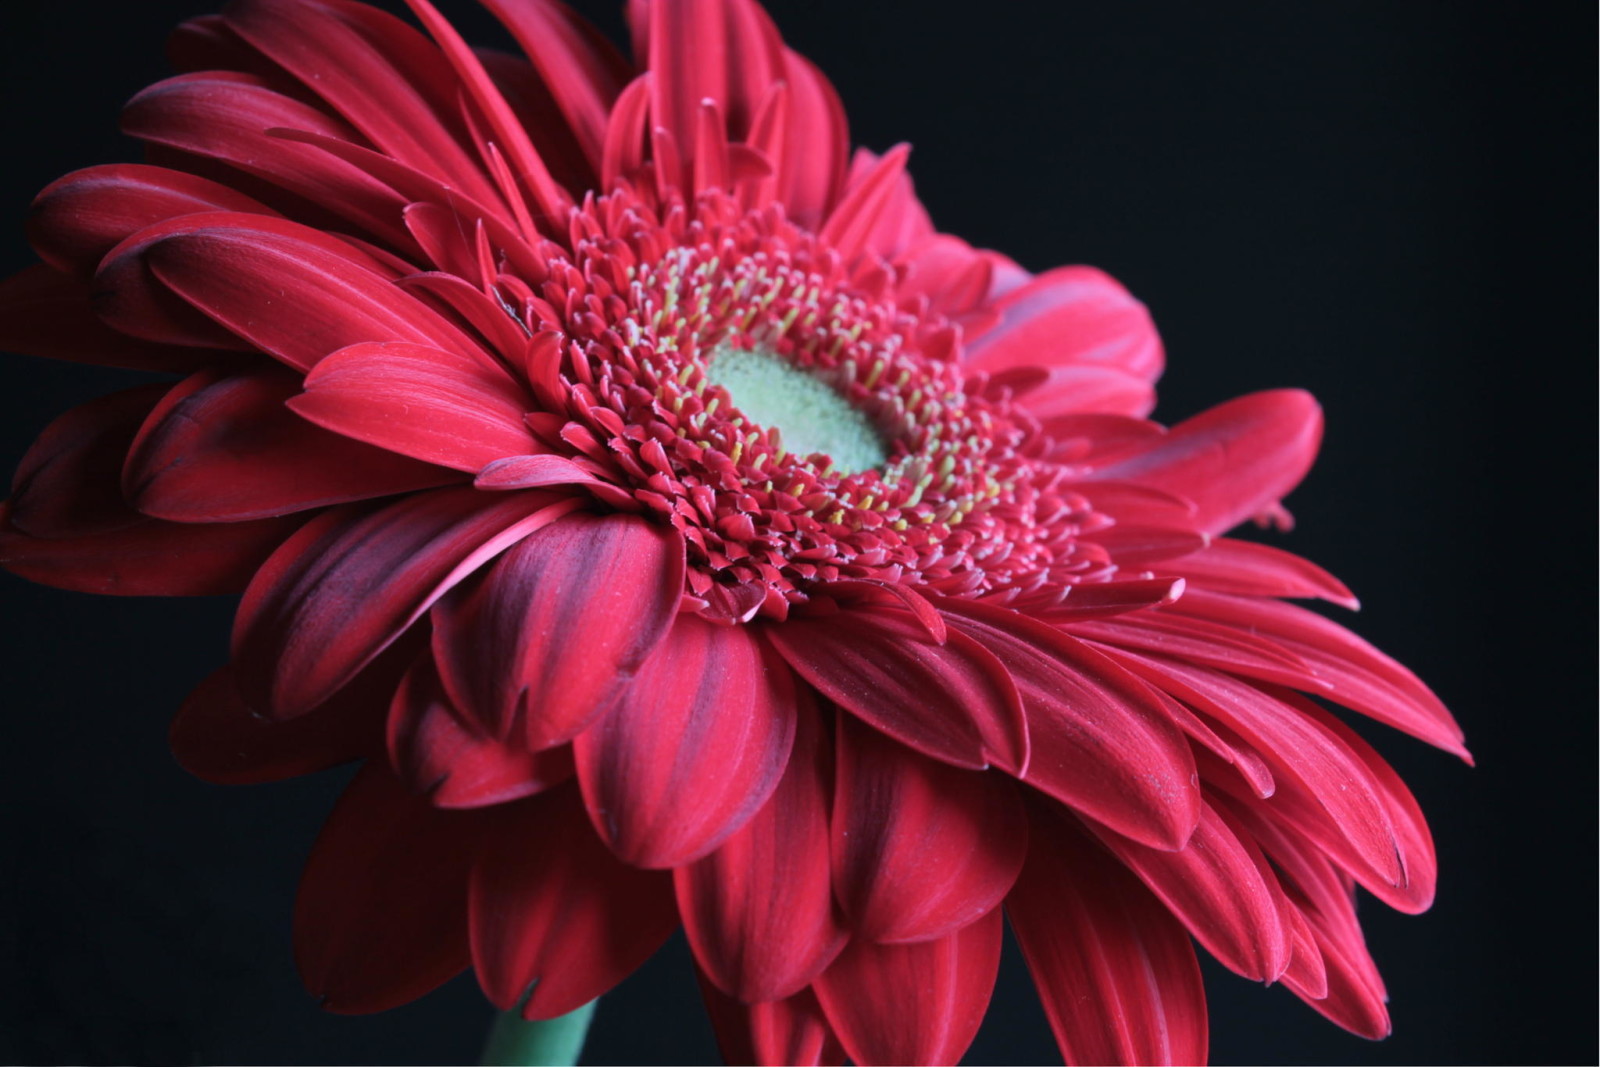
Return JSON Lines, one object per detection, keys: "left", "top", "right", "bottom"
{"left": 232, "top": 486, "right": 580, "bottom": 718}
{"left": 764, "top": 595, "right": 1027, "bottom": 772}
{"left": 27, "top": 163, "right": 274, "bottom": 280}
{"left": 677, "top": 698, "right": 845, "bottom": 1002}
{"left": 478, "top": 0, "right": 629, "bottom": 170}
{"left": 1153, "top": 537, "right": 1359, "bottom": 608}
{"left": 936, "top": 597, "right": 1200, "bottom": 851}
{"left": 295, "top": 763, "right": 477, "bottom": 1013}
{"left": 965, "top": 265, "right": 1164, "bottom": 383}
{"left": 290, "top": 340, "right": 537, "bottom": 471}
{"left": 0, "top": 263, "right": 219, "bottom": 371}
{"left": 126, "top": 363, "right": 459, "bottom": 521}
{"left": 831, "top": 711, "right": 1027, "bottom": 944}
{"left": 1009, "top": 803, "right": 1208, "bottom": 1067}
{"left": 819, "top": 144, "right": 912, "bottom": 264}
{"left": 1090, "top": 390, "right": 1323, "bottom": 535}
{"left": 813, "top": 909, "right": 1002, "bottom": 1067}
{"left": 388, "top": 653, "right": 573, "bottom": 809}
{"left": 573, "top": 615, "right": 798, "bottom": 868}
{"left": 698, "top": 980, "right": 844, "bottom": 1067}
{"left": 171, "top": 662, "right": 382, "bottom": 785}
{"left": 469, "top": 784, "right": 678, "bottom": 1020}
{"left": 431, "top": 512, "right": 684, "bottom": 745}
{"left": 772, "top": 51, "right": 848, "bottom": 227}
{"left": 1085, "top": 802, "right": 1292, "bottom": 982}
{"left": 121, "top": 72, "right": 411, "bottom": 244}
{"left": 1166, "top": 589, "right": 1468, "bottom": 758}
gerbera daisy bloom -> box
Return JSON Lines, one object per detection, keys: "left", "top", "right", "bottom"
{"left": 0, "top": 0, "right": 1468, "bottom": 1063}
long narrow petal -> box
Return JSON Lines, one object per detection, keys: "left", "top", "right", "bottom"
{"left": 573, "top": 615, "right": 798, "bottom": 868}
{"left": 430, "top": 512, "right": 683, "bottom": 745}
{"left": 937, "top": 596, "right": 1199, "bottom": 850}
{"left": 469, "top": 784, "right": 678, "bottom": 1020}
{"left": 764, "top": 593, "right": 1027, "bottom": 772}
{"left": 965, "top": 265, "right": 1164, "bottom": 382}
{"left": 387, "top": 653, "right": 573, "bottom": 809}
{"left": 232, "top": 486, "right": 579, "bottom": 718}
{"left": 813, "top": 909, "right": 1002, "bottom": 1067}
{"left": 290, "top": 340, "right": 538, "bottom": 471}
{"left": 677, "top": 697, "right": 845, "bottom": 1001}
{"left": 295, "top": 763, "right": 477, "bottom": 1013}
{"left": 1089, "top": 390, "right": 1323, "bottom": 535}
{"left": 1009, "top": 802, "right": 1209, "bottom": 1067}
{"left": 1153, "top": 537, "right": 1358, "bottom": 608}
{"left": 830, "top": 711, "right": 1027, "bottom": 944}
{"left": 1086, "top": 802, "right": 1292, "bottom": 982}
{"left": 126, "top": 363, "right": 460, "bottom": 521}
{"left": 698, "top": 979, "right": 844, "bottom": 1067}
{"left": 0, "top": 264, "right": 218, "bottom": 371}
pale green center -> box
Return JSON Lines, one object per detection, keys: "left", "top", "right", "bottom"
{"left": 706, "top": 343, "right": 888, "bottom": 474}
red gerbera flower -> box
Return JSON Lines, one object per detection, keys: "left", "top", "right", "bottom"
{"left": 0, "top": 0, "right": 1467, "bottom": 1063}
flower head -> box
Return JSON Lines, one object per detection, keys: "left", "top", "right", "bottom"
{"left": 0, "top": 0, "right": 1466, "bottom": 1062}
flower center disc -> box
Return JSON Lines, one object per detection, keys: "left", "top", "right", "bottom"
{"left": 705, "top": 342, "right": 888, "bottom": 474}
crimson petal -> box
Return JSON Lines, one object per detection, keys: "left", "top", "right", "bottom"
{"left": 1009, "top": 803, "right": 1209, "bottom": 1067}
{"left": 387, "top": 653, "right": 573, "bottom": 809}
{"left": 232, "top": 486, "right": 578, "bottom": 718}
{"left": 290, "top": 340, "right": 538, "bottom": 471}
{"left": 1090, "top": 390, "right": 1323, "bottom": 535}
{"left": 831, "top": 710, "right": 1027, "bottom": 944}
{"left": 764, "top": 594, "right": 1027, "bottom": 772}
{"left": 677, "top": 698, "right": 845, "bottom": 1001}
{"left": 126, "top": 362, "right": 460, "bottom": 521}
{"left": 574, "top": 615, "right": 798, "bottom": 868}
{"left": 965, "top": 265, "right": 1164, "bottom": 382}
{"left": 469, "top": 784, "right": 678, "bottom": 1020}
{"left": 698, "top": 979, "right": 845, "bottom": 1067}
{"left": 431, "top": 512, "right": 683, "bottom": 745}
{"left": 295, "top": 763, "right": 477, "bottom": 1013}
{"left": 937, "top": 596, "right": 1200, "bottom": 851}
{"left": 813, "top": 909, "right": 1002, "bottom": 1067}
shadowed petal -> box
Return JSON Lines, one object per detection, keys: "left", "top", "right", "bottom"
{"left": 697, "top": 979, "right": 844, "bottom": 1067}
{"left": 831, "top": 711, "right": 1027, "bottom": 944}
{"left": 677, "top": 697, "right": 845, "bottom": 1002}
{"left": 574, "top": 615, "right": 798, "bottom": 868}
{"left": 295, "top": 763, "right": 477, "bottom": 1013}
{"left": 813, "top": 909, "right": 1002, "bottom": 1067}
{"left": 469, "top": 784, "right": 678, "bottom": 1020}
{"left": 1008, "top": 802, "right": 1209, "bottom": 1067}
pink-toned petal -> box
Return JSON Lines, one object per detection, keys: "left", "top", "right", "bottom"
{"left": 0, "top": 264, "right": 219, "bottom": 371}
{"left": 121, "top": 71, "right": 412, "bottom": 245}
{"left": 996, "top": 363, "right": 1158, "bottom": 419}
{"left": 1009, "top": 802, "right": 1209, "bottom": 1067}
{"left": 813, "top": 909, "right": 1002, "bottom": 1067}
{"left": 27, "top": 163, "right": 276, "bottom": 280}
{"left": 474, "top": 454, "right": 605, "bottom": 491}
{"left": 677, "top": 697, "right": 845, "bottom": 1001}
{"left": 232, "top": 486, "right": 580, "bottom": 718}
{"left": 764, "top": 593, "right": 1027, "bottom": 773}
{"left": 295, "top": 762, "right": 477, "bottom": 1013}
{"left": 1089, "top": 390, "right": 1324, "bottom": 536}
{"left": 469, "top": 784, "right": 678, "bottom": 1020}
{"left": 818, "top": 144, "right": 911, "bottom": 264}
{"left": 1018, "top": 576, "right": 1187, "bottom": 623}
{"left": 478, "top": 0, "right": 630, "bottom": 171}
{"left": 773, "top": 50, "right": 848, "bottom": 227}
{"left": 1152, "top": 537, "right": 1359, "bottom": 608}
{"left": 936, "top": 596, "right": 1200, "bottom": 851}
{"left": 1165, "top": 589, "right": 1468, "bottom": 758}
{"left": 387, "top": 653, "right": 573, "bottom": 809}
{"left": 171, "top": 663, "right": 382, "bottom": 785}
{"left": 224, "top": 0, "right": 504, "bottom": 208}
{"left": 698, "top": 979, "right": 845, "bottom": 1067}
{"left": 126, "top": 216, "right": 493, "bottom": 371}
{"left": 846, "top": 149, "right": 935, "bottom": 263}
{"left": 1079, "top": 523, "right": 1208, "bottom": 567}
{"left": 429, "top": 512, "right": 683, "bottom": 745}
{"left": 573, "top": 615, "right": 798, "bottom": 868}
{"left": 1085, "top": 802, "right": 1292, "bottom": 983}
{"left": 290, "top": 340, "right": 537, "bottom": 472}
{"left": 831, "top": 711, "right": 1026, "bottom": 944}
{"left": 126, "top": 363, "right": 460, "bottom": 522}
{"left": 644, "top": 0, "right": 784, "bottom": 160}
{"left": 965, "top": 265, "right": 1164, "bottom": 382}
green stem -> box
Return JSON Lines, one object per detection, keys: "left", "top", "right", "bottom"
{"left": 480, "top": 1000, "right": 597, "bottom": 1067}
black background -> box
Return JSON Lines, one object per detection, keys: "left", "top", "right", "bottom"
{"left": 0, "top": 1, "right": 1593, "bottom": 1064}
